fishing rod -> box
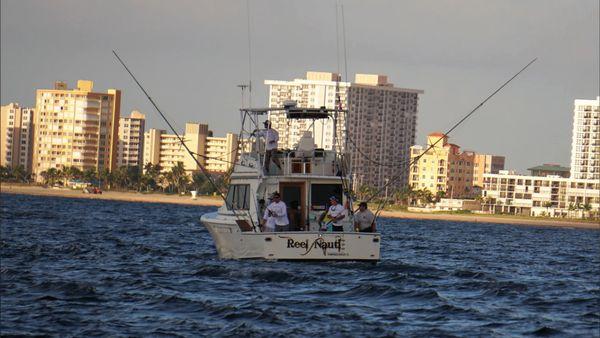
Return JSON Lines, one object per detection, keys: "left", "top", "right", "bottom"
{"left": 366, "top": 57, "right": 538, "bottom": 219}
{"left": 112, "top": 50, "right": 229, "bottom": 203}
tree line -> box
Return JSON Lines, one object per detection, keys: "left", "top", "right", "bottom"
{"left": 0, "top": 162, "right": 223, "bottom": 196}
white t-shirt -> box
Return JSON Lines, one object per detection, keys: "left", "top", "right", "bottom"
{"left": 327, "top": 204, "right": 346, "bottom": 224}
{"left": 264, "top": 201, "right": 289, "bottom": 226}
{"left": 262, "top": 209, "right": 276, "bottom": 231}
{"left": 256, "top": 129, "right": 279, "bottom": 151}
{"left": 354, "top": 209, "right": 375, "bottom": 230}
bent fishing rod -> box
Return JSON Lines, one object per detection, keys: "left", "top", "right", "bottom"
{"left": 366, "top": 57, "right": 538, "bottom": 217}
{"left": 112, "top": 50, "right": 229, "bottom": 203}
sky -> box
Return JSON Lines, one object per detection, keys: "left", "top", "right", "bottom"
{"left": 1, "top": 0, "right": 598, "bottom": 173}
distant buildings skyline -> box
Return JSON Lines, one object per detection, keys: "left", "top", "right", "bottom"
{"left": 0, "top": 79, "right": 595, "bottom": 186}
{"left": 482, "top": 97, "right": 600, "bottom": 217}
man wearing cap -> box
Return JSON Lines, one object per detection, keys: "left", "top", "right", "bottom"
{"left": 325, "top": 196, "right": 346, "bottom": 232}
{"left": 254, "top": 120, "right": 281, "bottom": 174}
{"left": 263, "top": 192, "right": 289, "bottom": 232}
{"left": 354, "top": 202, "right": 376, "bottom": 233}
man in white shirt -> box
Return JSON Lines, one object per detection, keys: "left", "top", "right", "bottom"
{"left": 354, "top": 202, "right": 376, "bottom": 232}
{"left": 263, "top": 192, "right": 289, "bottom": 232}
{"left": 254, "top": 120, "right": 282, "bottom": 174}
{"left": 326, "top": 196, "right": 346, "bottom": 232}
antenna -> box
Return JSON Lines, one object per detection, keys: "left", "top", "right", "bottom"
{"left": 246, "top": 0, "right": 253, "bottom": 109}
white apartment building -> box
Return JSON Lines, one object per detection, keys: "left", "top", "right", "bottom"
{"left": 1, "top": 103, "right": 35, "bottom": 173}
{"left": 482, "top": 96, "right": 600, "bottom": 218}
{"left": 265, "top": 71, "right": 422, "bottom": 190}
{"left": 482, "top": 170, "right": 599, "bottom": 217}
{"left": 570, "top": 96, "right": 600, "bottom": 180}
{"left": 265, "top": 71, "right": 349, "bottom": 151}
{"left": 117, "top": 110, "right": 146, "bottom": 168}
{"left": 205, "top": 133, "right": 239, "bottom": 173}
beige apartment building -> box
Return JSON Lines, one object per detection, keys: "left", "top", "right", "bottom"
{"left": 205, "top": 133, "right": 239, "bottom": 173}
{"left": 117, "top": 110, "right": 146, "bottom": 168}
{"left": 32, "top": 80, "right": 121, "bottom": 180}
{"left": 265, "top": 71, "right": 422, "bottom": 190}
{"left": 482, "top": 170, "right": 599, "bottom": 217}
{"left": 409, "top": 133, "right": 504, "bottom": 198}
{"left": 473, "top": 153, "right": 506, "bottom": 188}
{"left": 143, "top": 123, "right": 209, "bottom": 174}
{"left": 570, "top": 96, "right": 599, "bottom": 180}
{"left": 1, "top": 103, "right": 35, "bottom": 173}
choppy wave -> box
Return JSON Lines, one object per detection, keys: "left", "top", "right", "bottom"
{"left": 1, "top": 194, "right": 599, "bottom": 337}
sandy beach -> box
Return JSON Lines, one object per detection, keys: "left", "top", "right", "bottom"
{"left": 1, "top": 184, "right": 222, "bottom": 207}
{"left": 2, "top": 183, "right": 598, "bottom": 230}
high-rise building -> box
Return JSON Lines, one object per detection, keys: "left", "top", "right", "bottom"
{"left": 205, "top": 133, "right": 239, "bottom": 173}
{"left": 409, "top": 133, "right": 504, "bottom": 198}
{"left": 142, "top": 123, "right": 209, "bottom": 174}
{"left": 347, "top": 74, "right": 422, "bottom": 190}
{"left": 117, "top": 110, "right": 146, "bottom": 168}
{"left": 570, "top": 96, "right": 600, "bottom": 180}
{"left": 265, "top": 71, "right": 422, "bottom": 190}
{"left": 1, "top": 103, "right": 35, "bottom": 173}
{"left": 32, "top": 80, "right": 121, "bottom": 180}
{"left": 265, "top": 72, "right": 349, "bottom": 151}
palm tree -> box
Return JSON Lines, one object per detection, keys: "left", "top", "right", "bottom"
{"left": 582, "top": 203, "right": 592, "bottom": 219}
{"left": 98, "top": 168, "right": 112, "bottom": 189}
{"left": 82, "top": 168, "right": 97, "bottom": 184}
{"left": 12, "top": 165, "right": 28, "bottom": 183}
{"left": 435, "top": 190, "right": 446, "bottom": 202}
{"left": 170, "top": 162, "right": 189, "bottom": 194}
{"left": 40, "top": 167, "right": 59, "bottom": 186}
{"left": 543, "top": 201, "right": 553, "bottom": 216}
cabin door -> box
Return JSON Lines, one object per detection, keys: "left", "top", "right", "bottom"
{"left": 279, "top": 182, "right": 305, "bottom": 231}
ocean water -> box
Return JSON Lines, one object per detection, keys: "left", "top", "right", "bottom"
{"left": 1, "top": 194, "right": 599, "bottom": 337}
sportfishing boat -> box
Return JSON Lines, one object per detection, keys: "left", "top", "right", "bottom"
{"left": 200, "top": 103, "right": 381, "bottom": 261}
{"left": 113, "top": 50, "right": 535, "bottom": 263}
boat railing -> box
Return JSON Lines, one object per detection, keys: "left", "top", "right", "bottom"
{"left": 261, "top": 149, "right": 337, "bottom": 177}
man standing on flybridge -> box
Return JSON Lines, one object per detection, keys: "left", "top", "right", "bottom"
{"left": 254, "top": 120, "right": 282, "bottom": 174}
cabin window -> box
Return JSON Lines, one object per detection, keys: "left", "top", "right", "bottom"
{"left": 226, "top": 184, "right": 250, "bottom": 210}
{"left": 311, "top": 184, "right": 342, "bottom": 210}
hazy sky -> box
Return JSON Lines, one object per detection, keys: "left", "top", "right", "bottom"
{"left": 1, "top": 0, "right": 598, "bottom": 173}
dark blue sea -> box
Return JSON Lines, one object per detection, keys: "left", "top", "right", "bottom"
{"left": 1, "top": 194, "right": 599, "bottom": 337}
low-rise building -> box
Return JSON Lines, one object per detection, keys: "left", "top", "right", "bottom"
{"left": 409, "top": 132, "right": 504, "bottom": 198}
{"left": 482, "top": 170, "right": 600, "bottom": 218}
{"left": 527, "top": 163, "right": 570, "bottom": 178}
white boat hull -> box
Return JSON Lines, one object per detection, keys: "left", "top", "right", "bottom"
{"left": 201, "top": 212, "right": 380, "bottom": 261}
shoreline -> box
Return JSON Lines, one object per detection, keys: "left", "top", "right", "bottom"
{"left": 2, "top": 184, "right": 598, "bottom": 230}
{"left": 0, "top": 184, "right": 222, "bottom": 207}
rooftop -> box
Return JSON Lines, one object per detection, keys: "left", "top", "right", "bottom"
{"left": 527, "top": 164, "right": 570, "bottom": 172}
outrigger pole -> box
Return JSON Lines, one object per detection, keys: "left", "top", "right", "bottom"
{"left": 368, "top": 57, "right": 538, "bottom": 218}
{"left": 112, "top": 50, "right": 228, "bottom": 203}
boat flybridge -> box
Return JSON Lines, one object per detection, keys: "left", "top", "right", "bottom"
{"left": 200, "top": 102, "right": 381, "bottom": 261}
